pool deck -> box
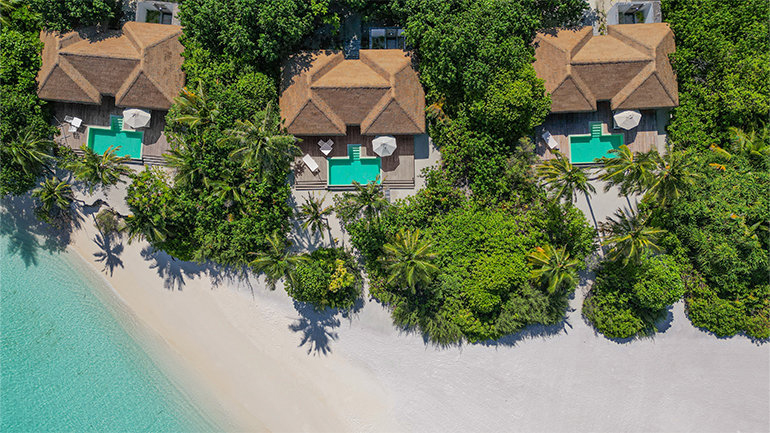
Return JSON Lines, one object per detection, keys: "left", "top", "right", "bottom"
{"left": 293, "top": 126, "right": 417, "bottom": 190}
{"left": 51, "top": 98, "right": 170, "bottom": 165}
{"left": 536, "top": 102, "right": 669, "bottom": 163}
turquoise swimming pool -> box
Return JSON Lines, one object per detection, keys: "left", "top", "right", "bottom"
{"left": 328, "top": 145, "right": 381, "bottom": 186}
{"left": 569, "top": 122, "right": 624, "bottom": 164}
{"left": 87, "top": 116, "right": 144, "bottom": 159}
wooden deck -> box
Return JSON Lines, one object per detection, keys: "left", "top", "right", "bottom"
{"left": 51, "top": 98, "right": 170, "bottom": 165}
{"left": 294, "top": 126, "right": 415, "bottom": 189}
{"left": 536, "top": 102, "right": 667, "bottom": 163}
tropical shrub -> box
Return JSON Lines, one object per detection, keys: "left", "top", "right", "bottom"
{"left": 287, "top": 248, "right": 361, "bottom": 310}
{"left": 583, "top": 254, "right": 685, "bottom": 339}
{"left": 650, "top": 152, "right": 770, "bottom": 339}
{"left": 362, "top": 199, "right": 594, "bottom": 344}
{"left": 0, "top": 5, "right": 57, "bottom": 196}
{"left": 29, "top": 0, "right": 123, "bottom": 31}
{"left": 179, "top": 0, "right": 337, "bottom": 69}
{"left": 662, "top": 0, "right": 770, "bottom": 149}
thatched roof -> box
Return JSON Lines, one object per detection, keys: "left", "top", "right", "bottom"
{"left": 534, "top": 23, "right": 678, "bottom": 113}
{"left": 280, "top": 50, "right": 425, "bottom": 136}
{"left": 37, "top": 22, "right": 184, "bottom": 111}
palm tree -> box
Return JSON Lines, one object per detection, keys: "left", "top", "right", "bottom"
{"left": 1, "top": 0, "right": 20, "bottom": 27}
{"left": 31, "top": 177, "right": 74, "bottom": 219}
{"left": 249, "top": 232, "right": 308, "bottom": 290}
{"left": 170, "top": 81, "right": 220, "bottom": 129}
{"left": 1, "top": 129, "right": 54, "bottom": 175}
{"left": 204, "top": 178, "right": 245, "bottom": 209}
{"left": 598, "top": 144, "right": 655, "bottom": 198}
{"left": 380, "top": 229, "right": 439, "bottom": 294}
{"left": 296, "top": 193, "right": 333, "bottom": 242}
{"left": 225, "top": 102, "right": 300, "bottom": 177}
{"left": 536, "top": 151, "right": 596, "bottom": 204}
{"left": 124, "top": 212, "right": 167, "bottom": 245}
{"left": 729, "top": 126, "right": 770, "bottom": 160}
{"left": 644, "top": 147, "right": 701, "bottom": 207}
{"left": 164, "top": 138, "right": 205, "bottom": 189}
{"left": 69, "top": 144, "right": 130, "bottom": 193}
{"left": 601, "top": 208, "right": 666, "bottom": 266}
{"left": 351, "top": 176, "right": 389, "bottom": 220}
{"left": 527, "top": 244, "right": 580, "bottom": 294}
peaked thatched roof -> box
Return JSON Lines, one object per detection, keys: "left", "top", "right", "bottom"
{"left": 37, "top": 22, "right": 184, "bottom": 111}
{"left": 533, "top": 23, "right": 678, "bottom": 113}
{"left": 280, "top": 50, "right": 426, "bottom": 136}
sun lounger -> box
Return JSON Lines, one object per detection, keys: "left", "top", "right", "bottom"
{"left": 302, "top": 154, "right": 319, "bottom": 173}
{"left": 542, "top": 130, "right": 559, "bottom": 150}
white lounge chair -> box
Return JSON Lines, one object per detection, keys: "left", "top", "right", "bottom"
{"left": 542, "top": 130, "right": 559, "bottom": 150}
{"left": 302, "top": 154, "right": 319, "bottom": 173}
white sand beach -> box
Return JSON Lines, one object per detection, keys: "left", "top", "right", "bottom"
{"left": 4, "top": 193, "right": 768, "bottom": 432}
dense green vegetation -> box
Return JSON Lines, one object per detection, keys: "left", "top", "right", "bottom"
{"left": 124, "top": 88, "right": 296, "bottom": 265}
{"left": 584, "top": 254, "right": 685, "bottom": 339}
{"left": 0, "top": 5, "right": 57, "bottom": 196}
{"left": 662, "top": 0, "right": 769, "bottom": 149}
{"left": 654, "top": 150, "right": 769, "bottom": 339}
{"left": 340, "top": 170, "right": 594, "bottom": 344}
{"left": 287, "top": 248, "right": 361, "bottom": 310}
{"left": 29, "top": 0, "right": 123, "bottom": 31}
{"left": 2, "top": 0, "right": 766, "bottom": 339}
{"left": 583, "top": 142, "right": 769, "bottom": 339}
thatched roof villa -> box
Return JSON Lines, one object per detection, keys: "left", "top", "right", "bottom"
{"left": 533, "top": 23, "right": 678, "bottom": 163}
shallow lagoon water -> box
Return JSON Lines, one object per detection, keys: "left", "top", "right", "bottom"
{"left": 0, "top": 224, "right": 216, "bottom": 432}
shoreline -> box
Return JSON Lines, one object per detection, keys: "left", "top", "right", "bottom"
{"left": 64, "top": 243, "right": 241, "bottom": 432}
{"left": 3, "top": 195, "right": 768, "bottom": 433}
{"left": 64, "top": 209, "right": 396, "bottom": 432}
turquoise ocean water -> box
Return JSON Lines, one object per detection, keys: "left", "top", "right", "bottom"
{"left": 1, "top": 226, "right": 218, "bottom": 432}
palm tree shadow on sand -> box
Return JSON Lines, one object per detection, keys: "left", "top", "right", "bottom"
{"left": 139, "top": 245, "right": 226, "bottom": 291}
{"left": 92, "top": 233, "right": 124, "bottom": 276}
{"left": 288, "top": 301, "right": 341, "bottom": 356}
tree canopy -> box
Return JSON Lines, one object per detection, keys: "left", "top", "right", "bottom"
{"left": 662, "top": 0, "right": 770, "bottom": 149}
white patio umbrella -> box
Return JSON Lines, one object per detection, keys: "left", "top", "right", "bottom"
{"left": 123, "top": 108, "right": 152, "bottom": 129}
{"left": 372, "top": 135, "right": 397, "bottom": 157}
{"left": 613, "top": 109, "right": 642, "bottom": 130}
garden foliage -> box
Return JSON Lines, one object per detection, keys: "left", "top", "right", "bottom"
{"left": 287, "top": 248, "right": 361, "bottom": 310}
{"left": 347, "top": 188, "right": 594, "bottom": 344}
{"left": 653, "top": 153, "right": 770, "bottom": 339}
{"left": 0, "top": 6, "right": 56, "bottom": 196}
{"left": 124, "top": 28, "right": 294, "bottom": 265}
{"left": 583, "top": 254, "right": 685, "bottom": 339}
{"left": 662, "top": 0, "right": 770, "bottom": 149}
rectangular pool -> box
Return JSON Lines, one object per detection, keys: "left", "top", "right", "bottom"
{"left": 328, "top": 145, "right": 381, "bottom": 186}
{"left": 569, "top": 122, "right": 624, "bottom": 164}
{"left": 87, "top": 116, "right": 144, "bottom": 160}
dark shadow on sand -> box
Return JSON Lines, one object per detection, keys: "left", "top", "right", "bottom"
{"left": 288, "top": 300, "right": 341, "bottom": 356}
{"left": 92, "top": 233, "right": 124, "bottom": 276}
